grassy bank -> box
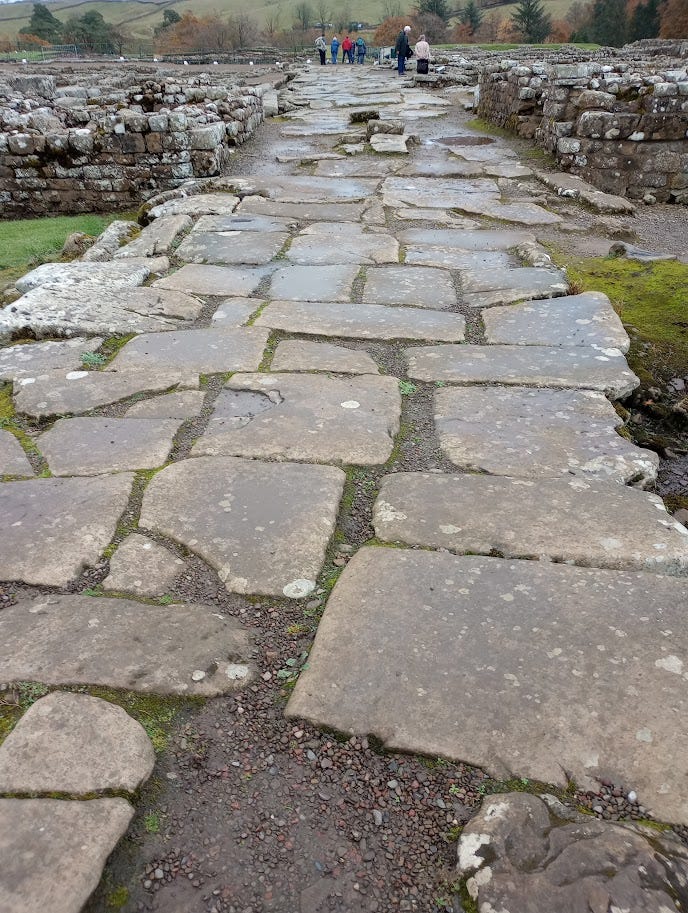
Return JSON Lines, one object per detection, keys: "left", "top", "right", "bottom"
{"left": 563, "top": 255, "right": 688, "bottom": 385}
{"left": 0, "top": 213, "right": 124, "bottom": 289}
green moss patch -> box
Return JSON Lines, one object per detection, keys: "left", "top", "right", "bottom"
{"left": 559, "top": 255, "right": 688, "bottom": 384}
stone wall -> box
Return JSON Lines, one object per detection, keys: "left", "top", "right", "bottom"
{"left": 475, "top": 52, "right": 688, "bottom": 203}
{"left": 0, "top": 67, "right": 266, "bottom": 216}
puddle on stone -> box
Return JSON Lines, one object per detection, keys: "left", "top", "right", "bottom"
{"left": 435, "top": 136, "right": 494, "bottom": 147}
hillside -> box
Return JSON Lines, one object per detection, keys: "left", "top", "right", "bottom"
{"left": 0, "top": 0, "right": 575, "bottom": 41}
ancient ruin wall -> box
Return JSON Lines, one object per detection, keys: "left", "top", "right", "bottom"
{"left": 0, "top": 71, "right": 266, "bottom": 217}
{"left": 477, "top": 58, "right": 688, "bottom": 203}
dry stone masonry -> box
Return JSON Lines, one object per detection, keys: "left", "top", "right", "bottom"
{"left": 0, "top": 66, "right": 267, "bottom": 216}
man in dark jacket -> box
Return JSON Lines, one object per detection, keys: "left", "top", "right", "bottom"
{"left": 395, "top": 25, "right": 411, "bottom": 76}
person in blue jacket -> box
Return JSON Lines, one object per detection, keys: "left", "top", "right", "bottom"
{"left": 330, "top": 36, "right": 340, "bottom": 64}
{"left": 355, "top": 36, "right": 366, "bottom": 64}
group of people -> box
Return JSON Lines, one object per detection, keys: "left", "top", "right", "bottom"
{"left": 315, "top": 34, "right": 367, "bottom": 66}
{"left": 314, "top": 27, "right": 430, "bottom": 76}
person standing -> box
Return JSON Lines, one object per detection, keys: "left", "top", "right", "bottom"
{"left": 330, "top": 35, "right": 339, "bottom": 64}
{"left": 342, "top": 35, "right": 352, "bottom": 64}
{"left": 395, "top": 25, "right": 411, "bottom": 76}
{"left": 355, "top": 35, "right": 366, "bottom": 64}
{"left": 315, "top": 34, "right": 327, "bottom": 66}
{"left": 415, "top": 33, "right": 430, "bottom": 74}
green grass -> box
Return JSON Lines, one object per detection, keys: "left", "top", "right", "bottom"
{"left": 560, "top": 255, "right": 688, "bottom": 384}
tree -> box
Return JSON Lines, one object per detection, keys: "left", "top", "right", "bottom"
{"left": 373, "top": 14, "right": 409, "bottom": 43}
{"left": 511, "top": 0, "right": 552, "bottom": 42}
{"left": 629, "top": 0, "right": 660, "bottom": 39}
{"left": 416, "top": 0, "right": 449, "bottom": 23}
{"left": 588, "top": 0, "right": 627, "bottom": 45}
{"left": 457, "top": 0, "right": 483, "bottom": 34}
{"left": 19, "top": 4, "right": 62, "bottom": 43}
{"left": 294, "top": 1, "right": 313, "bottom": 30}
{"left": 228, "top": 13, "right": 258, "bottom": 48}
{"left": 63, "top": 11, "right": 119, "bottom": 53}
{"left": 314, "top": 0, "right": 330, "bottom": 31}
{"left": 659, "top": 0, "right": 688, "bottom": 36}
{"left": 548, "top": 17, "right": 574, "bottom": 41}
{"left": 414, "top": 11, "right": 448, "bottom": 39}
{"left": 381, "top": 0, "right": 403, "bottom": 16}
{"left": 154, "top": 9, "right": 181, "bottom": 36}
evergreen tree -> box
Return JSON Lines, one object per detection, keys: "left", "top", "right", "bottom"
{"left": 511, "top": 0, "right": 552, "bottom": 42}
{"left": 417, "top": 0, "right": 450, "bottom": 24}
{"left": 154, "top": 9, "right": 182, "bottom": 36}
{"left": 19, "top": 3, "right": 63, "bottom": 43}
{"left": 63, "top": 10, "right": 119, "bottom": 53}
{"left": 629, "top": 0, "right": 660, "bottom": 40}
{"left": 458, "top": 0, "right": 483, "bottom": 33}
{"left": 588, "top": 0, "right": 627, "bottom": 46}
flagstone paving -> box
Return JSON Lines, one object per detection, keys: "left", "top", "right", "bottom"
{"left": 1, "top": 63, "right": 686, "bottom": 912}
{"left": 373, "top": 473, "right": 688, "bottom": 574}
{"left": 435, "top": 387, "right": 658, "bottom": 484}
{"left": 0, "top": 594, "right": 254, "bottom": 695}
{"left": 0, "top": 474, "right": 133, "bottom": 586}
{"left": 0, "top": 691, "right": 155, "bottom": 794}
{"left": 287, "top": 548, "right": 688, "bottom": 825}
{"left": 139, "top": 457, "right": 344, "bottom": 596}
{"left": 0, "top": 431, "right": 34, "bottom": 478}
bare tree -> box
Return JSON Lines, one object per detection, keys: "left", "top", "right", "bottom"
{"left": 263, "top": 4, "right": 281, "bottom": 41}
{"left": 381, "top": 0, "right": 403, "bottom": 18}
{"left": 315, "top": 0, "right": 330, "bottom": 32}
{"left": 294, "top": 1, "right": 313, "bottom": 31}
{"left": 230, "top": 12, "right": 258, "bottom": 48}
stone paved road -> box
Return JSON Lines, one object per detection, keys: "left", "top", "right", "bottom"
{"left": 1, "top": 65, "right": 687, "bottom": 913}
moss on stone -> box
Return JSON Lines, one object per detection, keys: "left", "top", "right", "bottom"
{"left": 559, "top": 255, "right": 688, "bottom": 383}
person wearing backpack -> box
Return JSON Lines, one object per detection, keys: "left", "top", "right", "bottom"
{"left": 315, "top": 34, "right": 327, "bottom": 66}
{"left": 330, "top": 35, "right": 340, "bottom": 64}
{"left": 356, "top": 36, "right": 366, "bottom": 64}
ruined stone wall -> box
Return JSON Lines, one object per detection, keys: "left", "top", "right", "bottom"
{"left": 476, "top": 55, "right": 688, "bottom": 203}
{"left": 0, "top": 69, "right": 266, "bottom": 217}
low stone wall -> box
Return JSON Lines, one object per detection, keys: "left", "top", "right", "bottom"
{"left": 476, "top": 53, "right": 688, "bottom": 203}
{"left": 0, "top": 67, "right": 266, "bottom": 217}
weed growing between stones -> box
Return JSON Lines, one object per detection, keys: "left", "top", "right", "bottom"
{"left": 105, "top": 885, "right": 129, "bottom": 909}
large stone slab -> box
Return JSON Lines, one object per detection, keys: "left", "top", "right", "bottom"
{"left": 271, "top": 341, "right": 379, "bottom": 374}
{"left": 238, "top": 197, "right": 364, "bottom": 222}
{"left": 147, "top": 192, "right": 239, "bottom": 220}
{"left": 369, "top": 134, "right": 409, "bottom": 153}
{"left": 103, "top": 532, "right": 184, "bottom": 595}
{"left": 399, "top": 228, "right": 534, "bottom": 250}
{"left": 404, "top": 247, "right": 513, "bottom": 270}
{"left": 287, "top": 548, "right": 688, "bottom": 824}
{"left": 193, "top": 374, "right": 400, "bottom": 464}
{"left": 483, "top": 292, "right": 630, "bottom": 352}
{"left": 536, "top": 170, "right": 637, "bottom": 213}
{"left": 269, "top": 265, "right": 359, "bottom": 302}
{"left": 0, "top": 474, "right": 133, "bottom": 586}
{"left": 0, "top": 798, "right": 134, "bottom": 913}
{"left": 194, "top": 214, "right": 297, "bottom": 233}
{"left": 14, "top": 260, "right": 151, "bottom": 294}
{"left": 459, "top": 793, "right": 688, "bottom": 913}
{"left": 228, "top": 175, "right": 378, "bottom": 204}
{"left": 381, "top": 176, "right": 500, "bottom": 208}
{"left": 0, "top": 337, "right": 103, "bottom": 382}
{"left": 0, "top": 692, "right": 155, "bottom": 794}
{"left": 39, "top": 418, "right": 181, "bottom": 476}
{"left": 13, "top": 368, "right": 198, "bottom": 420}
{"left": 0, "top": 594, "right": 254, "bottom": 695}
{"left": 435, "top": 387, "right": 658, "bottom": 484}
{"left": 255, "top": 300, "right": 465, "bottom": 342}
{"left": 406, "top": 344, "right": 639, "bottom": 397}
{"left": 0, "top": 431, "right": 33, "bottom": 477}
{"left": 125, "top": 390, "right": 205, "bottom": 419}
{"left": 115, "top": 214, "right": 192, "bottom": 258}
{"left": 286, "top": 223, "right": 399, "bottom": 265}
{"left": 140, "top": 457, "right": 344, "bottom": 597}
{"left": 462, "top": 198, "right": 562, "bottom": 226}
{"left": 314, "top": 158, "right": 401, "bottom": 177}
{"left": 362, "top": 266, "right": 457, "bottom": 309}
{"left": 373, "top": 472, "right": 688, "bottom": 574}
{"left": 175, "top": 231, "right": 289, "bottom": 265}
{"left": 110, "top": 327, "right": 269, "bottom": 375}
{"left": 0, "top": 286, "right": 203, "bottom": 341}
{"left": 210, "top": 297, "right": 260, "bottom": 326}
{"left": 461, "top": 267, "right": 569, "bottom": 307}
{"left": 153, "top": 264, "right": 270, "bottom": 297}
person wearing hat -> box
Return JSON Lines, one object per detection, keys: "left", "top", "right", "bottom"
{"left": 395, "top": 25, "right": 412, "bottom": 76}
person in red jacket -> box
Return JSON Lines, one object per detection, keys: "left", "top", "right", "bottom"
{"left": 342, "top": 35, "right": 353, "bottom": 64}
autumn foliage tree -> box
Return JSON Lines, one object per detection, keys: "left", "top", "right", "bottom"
{"left": 373, "top": 15, "right": 411, "bottom": 44}
{"left": 660, "top": 0, "right": 688, "bottom": 37}
{"left": 155, "top": 12, "right": 258, "bottom": 53}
